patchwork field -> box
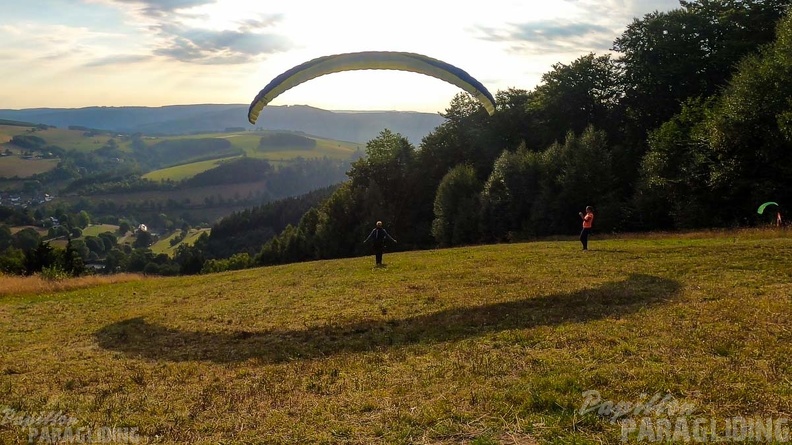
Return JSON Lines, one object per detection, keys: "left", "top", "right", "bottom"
{"left": 139, "top": 132, "right": 360, "bottom": 181}
{"left": 1, "top": 124, "right": 361, "bottom": 183}
{"left": 1, "top": 230, "right": 791, "bottom": 444}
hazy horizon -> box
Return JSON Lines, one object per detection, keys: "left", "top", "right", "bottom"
{"left": 3, "top": 0, "right": 679, "bottom": 113}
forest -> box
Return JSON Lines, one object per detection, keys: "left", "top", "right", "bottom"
{"left": 3, "top": 0, "right": 791, "bottom": 276}
{"left": 251, "top": 0, "right": 792, "bottom": 265}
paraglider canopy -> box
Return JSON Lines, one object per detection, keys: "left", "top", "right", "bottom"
{"left": 757, "top": 202, "right": 779, "bottom": 214}
{"left": 248, "top": 51, "right": 497, "bottom": 124}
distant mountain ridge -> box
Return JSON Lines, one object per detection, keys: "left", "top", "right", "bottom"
{"left": 0, "top": 104, "right": 446, "bottom": 144}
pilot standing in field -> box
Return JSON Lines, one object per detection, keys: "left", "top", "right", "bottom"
{"left": 579, "top": 206, "right": 594, "bottom": 251}
{"left": 364, "top": 221, "right": 397, "bottom": 266}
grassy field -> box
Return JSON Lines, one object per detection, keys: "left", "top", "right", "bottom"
{"left": 81, "top": 224, "right": 121, "bottom": 238}
{"left": 0, "top": 273, "right": 142, "bottom": 298}
{"left": 2, "top": 125, "right": 361, "bottom": 182}
{"left": 150, "top": 228, "right": 211, "bottom": 256}
{"left": 33, "top": 128, "right": 116, "bottom": 152}
{"left": 30, "top": 225, "right": 122, "bottom": 250}
{"left": 243, "top": 136, "right": 362, "bottom": 161}
{"left": 199, "top": 131, "right": 362, "bottom": 159}
{"left": 0, "top": 126, "right": 116, "bottom": 153}
{"left": 9, "top": 226, "right": 48, "bottom": 236}
{"left": 142, "top": 132, "right": 361, "bottom": 181}
{"left": 123, "top": 131, "right": 360, "bottom": 182}
{"left": 0, "top": 156, "right": 59, "bottom": 178}
{"left": 0, "top": 125, "right": 41, "bottom": 143}
{"left": 1, "top": 230, "right": 791, "bottom": 444}
{"left": 142, "top": 157, "right": 243, "bottom": 182}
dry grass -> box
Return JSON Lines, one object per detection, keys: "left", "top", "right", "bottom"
{"left": 1, "top": 231, "right": 791, "bottom": 444}
{"left": 0, "top": 156, "right": 59, "bottom": 178}
{"left": 0, "top": 273, "right": 144, "bottom": 297}
{"left": 609, "top": 226, "right": 792, "bottom": 240}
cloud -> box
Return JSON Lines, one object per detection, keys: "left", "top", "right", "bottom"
{"left": 560, "top": 0, "right": 680, "bottom": 19}
{"left": 83, "top": 54, "right": 153, "bottom": 67}
{"left": 97, "top": 1, "right": 293, "bottom": 64}
{"left": 470, "top": 0, "right": 681, "bottom": 55}
{"left": 152, "top": 24, "right": 292, "bottom": 64}
{"left": 109, "top": 0, "right": 215, "bottom": 17}
{"left": 238, "top": 16, "right": 283, "bottom": 32}
{"left": 474, "top": 21, "right": 616, "bottom": 55}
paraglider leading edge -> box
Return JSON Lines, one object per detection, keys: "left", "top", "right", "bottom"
{"left": 247, "top": 51, "right": 497, "bottom": 124}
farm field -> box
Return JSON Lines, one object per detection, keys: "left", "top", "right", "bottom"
{"left": 142, "top": 157, "right": 242, "bottom": 182}
{"left": 8, "top": 225, "right": 48, "bottom": 236}
{"left": 150, "top": 228, "right": 211, "bottom": 256}
{"left": 17, "top": 224, "right": 125, "bottom": 250}
{"left": 0, "top": 125, "right": 116, "bottom": 152}
{"left": 30, "top": 127, "right": 117, "bottom": 152}
{"left": 0, "top": 124, "right": 361, "bottom": 185}
{"left": 0, "top": 156, "right": 59, "bottom": 178}
{"left": 0, "top": 124, "right": 42, "bottom": 143}
{"left": 133, "top": 131, "right": 360, "bottom": 182}
{"left": 243, "top": 135, "right": 362, "bottom": 160}
{"left": 166, "top": 131, "right": 362, "bottom": 158}
{"left": 81, "top": 224, "right": 121, "bottom": 238}
{"left": 61, "top": 179, "right": 269, "bottom": 209}
{"left": 1, "top": 230, "right": 791, "bottom": 444}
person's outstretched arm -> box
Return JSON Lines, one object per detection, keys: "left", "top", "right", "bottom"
{"left": 363, "top": 229, "right": 375, "bottom": 243}
{"left": 385, "top": 230, "right": 397, "bottom": 243}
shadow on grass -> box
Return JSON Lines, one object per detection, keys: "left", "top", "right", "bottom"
{"left": 95, "top": 273, "right": 680, "bottom": 363}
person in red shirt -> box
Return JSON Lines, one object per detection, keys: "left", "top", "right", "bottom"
{"left": 578, "top": 206, "right": 594, "bottom": 251}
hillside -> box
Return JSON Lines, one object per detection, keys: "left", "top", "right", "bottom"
{"left": 0, "top": 123, "right": 358, "bottom": 229}
{"left": 1, "top": 231, "right": 791, "bottom": 444}
{"left": 0, "top": 125, "right": 360, "bottom": 182}
{"left": 0, "top": 105, "right": 446, "bottom": 144}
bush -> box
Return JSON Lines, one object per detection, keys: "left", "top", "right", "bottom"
{"left": 143, "top": 262, "right": 160, "bottom": 275}
{"left": 201, "top": 253, "right": 252, "bottom": 274}
{"left": 40, "top": 264, "right": 69, "bottom": 281}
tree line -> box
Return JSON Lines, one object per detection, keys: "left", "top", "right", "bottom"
{"left": 5, "top": 1, "right": 791, "bottom": 276}
{"left": 250, "top": 1, "right": 792, "bottom": 265}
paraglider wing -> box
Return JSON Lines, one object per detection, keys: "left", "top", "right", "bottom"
{"left": 757, "top": 201, "right": 779, "bottom": 214}
{"left": 248, "top": 51, "right": 497, "bottom": 124}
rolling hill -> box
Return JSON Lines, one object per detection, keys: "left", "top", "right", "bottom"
{"left": 0, "top": 123, "right": 360, "bottom": 228}
{"left": 0, "top": 104, "right": 446, "bottom": 144}
{"left": 1, "top": 231, "right": 790, "bottom": 443}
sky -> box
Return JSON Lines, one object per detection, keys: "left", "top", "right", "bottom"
{"left": 0, "top": 0, "right": 680, "bottom": 113}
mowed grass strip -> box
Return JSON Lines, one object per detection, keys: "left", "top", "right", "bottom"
{"left": 1, "top": 232, "right": 791, "bottom": 444}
